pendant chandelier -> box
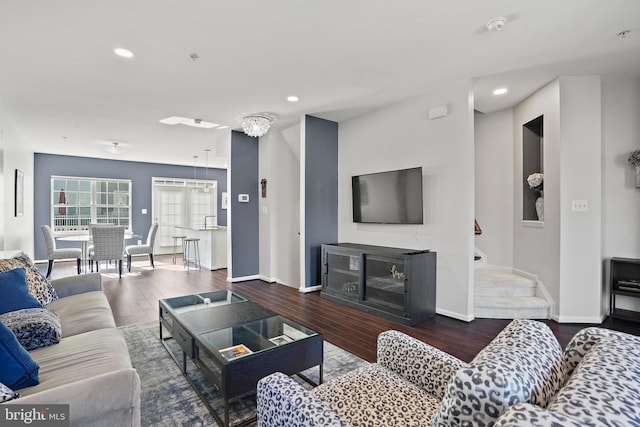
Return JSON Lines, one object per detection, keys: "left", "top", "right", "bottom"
{"left": 241, "top": 114, "right": 272, "bottom": 138}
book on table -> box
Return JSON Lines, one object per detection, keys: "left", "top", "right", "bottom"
{"left": 219, "top": 344, "right": 253, "bottom": 360}
{"left": 269, "top": 334, "right": 293, "bottom": 345}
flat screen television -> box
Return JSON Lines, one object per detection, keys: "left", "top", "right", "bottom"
{"left": 352, "top": 167, "right": 423, "bottom": 224}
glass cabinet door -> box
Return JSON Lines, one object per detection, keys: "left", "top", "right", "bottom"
{"left": 324, "top": 251, "right": 360, "bottom": 301}
{"left": 363, "top": 255, "right": 407, "bottom": 313}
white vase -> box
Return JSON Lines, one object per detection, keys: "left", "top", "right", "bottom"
{"left": 535, "top": 196, "right": 544, "bottom": 221}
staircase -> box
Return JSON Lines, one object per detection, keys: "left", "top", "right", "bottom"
{"left": 474, "top": 265, "right": 550, "bottom": 319}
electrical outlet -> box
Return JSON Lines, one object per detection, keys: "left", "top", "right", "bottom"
{"left": 572, "top": 200, "right": 588, "bottom": 212}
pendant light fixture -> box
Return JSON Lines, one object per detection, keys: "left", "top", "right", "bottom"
{"left": 203, "top": 149, "right": 211, "bottom": 192}
{"left": 192, "top": 155, "right": 199, "bottom": 193}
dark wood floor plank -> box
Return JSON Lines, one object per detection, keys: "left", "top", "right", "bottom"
{"left": 47, "top": 255, "right": 640, "bottom": 363}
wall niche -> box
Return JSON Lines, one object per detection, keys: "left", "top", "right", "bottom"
{"left": 522, "top": 115, "right": 544, "bottom": 221}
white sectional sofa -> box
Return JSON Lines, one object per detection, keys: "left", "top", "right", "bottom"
{"left": 0, "top": 254, "right": 140, "bottom": 427}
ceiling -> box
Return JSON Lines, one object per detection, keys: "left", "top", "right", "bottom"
{"left": 1, "top": 0, "right": 639, "bottom": 169}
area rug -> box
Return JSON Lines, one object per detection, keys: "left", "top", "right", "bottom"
{"left": 120, "top": 321, "right": 369, "bottom": 426}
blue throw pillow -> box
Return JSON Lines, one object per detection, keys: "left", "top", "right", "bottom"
{"left": 0, "top": 268, "right": 42, "bottom": 315}
{"left": 0, "top": 321, "right": 39, "bottom": 390}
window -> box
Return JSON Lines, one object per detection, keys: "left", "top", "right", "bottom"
{"left": 51, "top": 176, "right": 131, "bottom": 232}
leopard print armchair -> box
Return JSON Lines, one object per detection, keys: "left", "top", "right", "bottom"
{"left": 257, "top": 319, "right": 570, "bottom": 427}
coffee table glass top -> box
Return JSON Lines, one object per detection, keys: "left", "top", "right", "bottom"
{"left": 197, "top": 315, "right": 318, "bottom": 362}
{"left": 161, "top": 290, "right": 246, "bottom": 314}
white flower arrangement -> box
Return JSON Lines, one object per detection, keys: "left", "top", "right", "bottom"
{"left": 628, "top": 150, "right": 640, "bottom": 168}
{"left": 527, "top": 173, "right": 544, "bottom": 191}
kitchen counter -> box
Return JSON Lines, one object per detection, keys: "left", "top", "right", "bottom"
{"left": 175, "top": 226, "right": 227, "bottom": 232}
{"left": 174, "top": 226, "right": 227, "bottom": 270}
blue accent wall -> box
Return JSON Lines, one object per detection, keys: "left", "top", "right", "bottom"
{"left": 33, "top": 153, "right": 227, "bottom": 260}
{"left": 304, "top": 115, "right": 339, "bottom": 286}
{"left": 230, "top": 131, "right": 259, "bottom": 278}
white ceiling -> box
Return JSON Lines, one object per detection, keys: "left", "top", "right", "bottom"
{"left": 1, "top": 0, "right": 639, "bottom": 169}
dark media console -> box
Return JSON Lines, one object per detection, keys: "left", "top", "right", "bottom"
{"left": 321, "top": 243, "right": 436, "bottom": 326}
{"left": 610, "top": 257, "right": 640, "bottom": 322}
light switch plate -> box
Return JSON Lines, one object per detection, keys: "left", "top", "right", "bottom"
{"left": 141, "top": 209, "right": 148, "bottom": 214}
{"left": 238, "top": 194, "right": 249, "bottom": 203}
{"left": 571, "top": 200, "right": 588, "bottom": 212}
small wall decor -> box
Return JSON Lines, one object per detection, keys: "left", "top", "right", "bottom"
{"left": 628, "top": 150, "right": 640, "bottom": 188}
{"left": 474, "top": 219, "right": 482, "bottom": 235}
{"left": 14, "top": 169, "right": 24, "bottom": 217}
{"left": 260, "top": 178, "right": 267, "bottom": 198}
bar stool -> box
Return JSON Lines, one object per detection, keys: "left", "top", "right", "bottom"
{"left": 171, "top": 235, "right": 187, "bottom": 264}
{"left": 183, "top": 237, "right": 201, "bottom": 270}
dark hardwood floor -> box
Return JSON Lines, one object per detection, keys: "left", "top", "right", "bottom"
{"left": 46, "top": 255, "right": 640, "bottom": 363}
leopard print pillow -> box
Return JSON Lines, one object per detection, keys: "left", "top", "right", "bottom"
{"left": 433, "top": 319, "right": 565, "bottom": 427}
{"left": 549, "top": 336, "right": 640, "bottom": 425}
{"left": 0, "top": 254, "right": 58, "bottom": 306}
{"left": 0, "top": 308, "right": 62, "bottom": 351}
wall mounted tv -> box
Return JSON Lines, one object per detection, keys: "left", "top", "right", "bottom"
{"left": 352, "top": 167, "right": 423, "bottom": 224}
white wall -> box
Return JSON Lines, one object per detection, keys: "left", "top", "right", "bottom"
{"left": 0, "top": 106, "right": 34, "bottom": 256}
{"left": 338, "top": 80, "right": 476, "bottom": 321}
{"left": 513, "top": 80, "right": 562, "bottom": 315}
{"left": 557, "top": 76, "right": 603, "bottom": 322}
{"left": 258, "top": 123, "right": 301, "bottom": 288}
{"left": 602, "top": 76, "right": 640, "bottom": 312}
{"left": 513, "top": 77, "right": 604, "bottom": 322}
{"left": 474, "top": 109, "right": 514, "bottom": 266}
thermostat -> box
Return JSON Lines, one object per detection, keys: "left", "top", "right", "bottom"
{"left": 238, "top": 194, "right": 249, "bottom": 203}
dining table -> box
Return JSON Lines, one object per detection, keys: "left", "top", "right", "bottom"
{"left": 56, "top": 233, "right": 141, "bottom": 273}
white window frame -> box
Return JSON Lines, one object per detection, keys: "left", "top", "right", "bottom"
{"left": 152, "top": 177, "right": 217, "bottom": 248}
{"left": 51, "top": 175, "right": 132, "bottom": 234}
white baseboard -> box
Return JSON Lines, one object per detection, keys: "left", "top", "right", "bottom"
{"left": 258, "top": 275, "right": 276, "bottom": 283}
{"left": 299, "top": 285, "right": 322, "bottom": 293}
{"left": 552, "top": 314, "right": 605, "bottom": 324}
{"left": 436, "top": 308, "right": 474, "bottom": 322}
{"left": 229, "top": 274, "right": 260, "bottom": 283}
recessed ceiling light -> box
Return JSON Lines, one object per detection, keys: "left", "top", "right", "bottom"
{"left": 287, "top": 95, "right": 299, "bottom": 102}
{"left": 493, "top": 88, "right": 508, "bottom": 95}
{"left": 114, "top": 48, "right": 134, "bottom": 58}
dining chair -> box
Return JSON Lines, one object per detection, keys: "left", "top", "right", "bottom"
{"left": 86, "top": 223, "right": 113, "bottom": 257}
{"left": 89, "top": 225, "right": 126, "bottom": 277}
{"left": 125, "top": 223, "right": 159, "bottom": 272}
{"left": 40, "top": 225, "right": 82, "bottom": 278}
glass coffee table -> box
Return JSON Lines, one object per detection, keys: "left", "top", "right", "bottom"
{"left": 159, "top": 290, "right": 323, "bottom": 426}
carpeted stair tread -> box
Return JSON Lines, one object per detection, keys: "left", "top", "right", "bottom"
{"left": 475, "top": 267, "right": 537, "bottom": 297}
{"left": 474, "top": 296, "right": 549, "bottom": 319}
{"left": 475, "top": 268, "right": 537, "bottom": 287}
{"left": 474, "top": 296, "right": 549, "bottom": 308}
